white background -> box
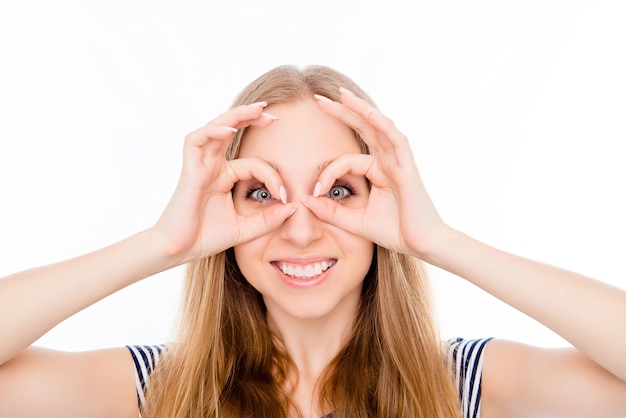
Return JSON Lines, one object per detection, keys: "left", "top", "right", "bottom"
{"left": 1, "top": 1, "right": 625, "bottom": 351}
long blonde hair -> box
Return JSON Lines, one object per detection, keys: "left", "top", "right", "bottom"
{"left": 143, "top": 65, "right": 460, "bottom": 417}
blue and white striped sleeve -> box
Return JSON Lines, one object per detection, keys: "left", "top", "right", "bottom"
{"left": 127, "top": 345, "right": 163, "bottom": 410}
{"left": 448, "top": 337, "right": 493, "bottom": 418}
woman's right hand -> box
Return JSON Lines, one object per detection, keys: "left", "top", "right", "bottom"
{"left": 153, "top": 102, "right": 297, "bottom": 265}
{"left": 0, "top": 103, "right": 299, "bottom": 373}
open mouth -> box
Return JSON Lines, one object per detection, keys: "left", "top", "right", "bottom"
{"left": 272, "top": 259, "right": 337, "bottom": 280}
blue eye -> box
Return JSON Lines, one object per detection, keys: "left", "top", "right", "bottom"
{"left": 326, "top": 184, "right": 352, "bottom": 200}
{"left": 245, "top": 185, "right": 273, "bottom": 202}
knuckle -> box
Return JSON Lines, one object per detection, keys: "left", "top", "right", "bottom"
{"left": 184, "top": 131, "right": 200, "bottom": 144}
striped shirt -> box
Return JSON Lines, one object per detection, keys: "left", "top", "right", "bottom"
{"left": 448, "top": 337, "right": 493, "bottom": 418}
{"left": 128, "top": 337, "right": 492, "bottom": 418}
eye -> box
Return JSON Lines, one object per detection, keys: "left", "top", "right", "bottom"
{"left": 245, "top": 185, "right": 273, "bottom": 202}
{"left": 326, "top": 183, "right": 354, "bottom": 201}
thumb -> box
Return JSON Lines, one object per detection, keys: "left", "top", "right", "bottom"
{"left": 238, "top": 202, "right": 298, "bottom": 243}
{"left": 301, "top": 196, "right": 363, "bottom": 236}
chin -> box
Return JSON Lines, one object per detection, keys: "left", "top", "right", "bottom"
{"left": 266, "top": 292, "right": 360, "bottom": 323}
{"left": 271, "top": 301, "right": 334, "bottom": 321}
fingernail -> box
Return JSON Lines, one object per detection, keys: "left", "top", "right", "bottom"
{"left": 279, "top": 185, "right": 287, "bottom": 204}
{"left": 262, "top": 112, "right": 279, "bottom": 120}
{"left": 313, "top": 181, "right": 321, "bottom": 197}
{"left": 339, "top": 87, "right": 356, "bottom": 97}
{"left": 219, "top": 125, "right": 238, "bottom": 133}
{"left": 249, "top": 101, "right": 268, "bottom": 107}
{"left": 314, "top": 94, "right": 333, "bottom": 103}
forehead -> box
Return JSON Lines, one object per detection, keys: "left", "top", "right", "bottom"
{"left": 239, "top": 100, "right": 361, "bottom": 163}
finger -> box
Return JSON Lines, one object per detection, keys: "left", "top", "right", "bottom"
{"left": 208, "top": 102, "right": 278, "bottom": 130}
{"left": 314, "top": 154, "right": 374, "bottom": 197}
{"left": 182, "top": 125, "right": 238, "bottom": 171}
{"left": 228, "top": 157, "right": 287, "bottom": 203}
{"left": 313, "top": 94, "right": 385, "bottom": 152}
{"left": 338, "top": 89, "right": 413, "bottom": 160}
{"left": 237, "top": 202, "right": 298, "bottom": 243}
{"left": 184, "top": 124, "right": 237, "bottom": 148}
{"left": 335, "top": 93, "right": 419, "bottom": 174}
{"left": 183, "top": 105, "right": 279, "bottom": 162}
{"left": 314, "top": 93, "right": 412, "bottom": 168}
{"left": 300, "top": 195, "right": 364, "bottom": 237}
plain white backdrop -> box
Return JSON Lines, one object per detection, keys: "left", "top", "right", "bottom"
{"left": 1, "top": 1, "right": 625, "bottom": 351}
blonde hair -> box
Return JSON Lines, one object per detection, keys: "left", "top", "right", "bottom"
{"left": 143, "top": 65, "right": 460, "bottom": 417}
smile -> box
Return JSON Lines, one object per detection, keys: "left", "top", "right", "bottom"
{"left": 273, "top": 260, "right": 336, "bottom": 279}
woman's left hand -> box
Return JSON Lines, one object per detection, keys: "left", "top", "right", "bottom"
{"left": 301, "top": 89, "right": 450, "bottom": 260}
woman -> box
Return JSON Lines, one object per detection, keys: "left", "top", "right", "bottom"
{"left": 0, "top": 65, "right": 625, "bottom": 418}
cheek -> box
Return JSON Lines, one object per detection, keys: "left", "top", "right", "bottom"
{"left": 341, "top": 235, "right": 375, "bottom": 274}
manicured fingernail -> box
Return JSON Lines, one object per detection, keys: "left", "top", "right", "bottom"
{"left": 313, "top": 182, "right": 321, "bottom": 197}
{"left": 262, "top": 112, "right": 279, "bottom": 120}
{"left": 339, "top": 87, "right": 356, "bottom": 97}
{"left": 314, "top": 94, "right": 333, "bottom": 103}
{"left": 249, "top": 101, "right": 268, "bottom": 107}
{"left": 219, "top": 125, "right": 238, "bottom": 133}
{"left": 279, "top": 185, "right": 287, "bottom": 204}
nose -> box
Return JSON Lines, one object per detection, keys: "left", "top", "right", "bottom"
{"left": 278, "top": 201, "right": 324, "bottom": 248}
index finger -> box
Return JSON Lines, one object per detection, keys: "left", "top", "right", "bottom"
{"left": 229, "top": 157, "right": 287, "bottom": 204}
{"left": 314, "top": 154, "right": 374, "bottom": 197}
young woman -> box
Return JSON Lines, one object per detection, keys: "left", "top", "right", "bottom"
{"left": 0, "top": 65, "right": 625, "bottom": 418}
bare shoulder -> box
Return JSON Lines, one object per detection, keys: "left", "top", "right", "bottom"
{"left": 480, "top": 339, "right": 626, "bottom": 418}
{"left": 0, "top": 346, "right": 138, "bottom": 418}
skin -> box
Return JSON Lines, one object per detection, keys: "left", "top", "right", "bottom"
{"left": 233, "top": 101, "right": 375, "bottom": 415}
{"left": 233, "top": 101, "right": 373, "bottom": 325}
{"left": 1, "top": 90, "right": 626, "bottom": 417}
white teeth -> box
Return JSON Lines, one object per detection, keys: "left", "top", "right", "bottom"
{"left": 277, "top": 260, "right": 334, "bottom": 279}
{"left": 294, "top": 266, "right": 304, "bottom": 277}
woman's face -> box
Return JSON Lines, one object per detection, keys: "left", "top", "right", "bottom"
{"left": 233, "top": 99, "right": 374, "bottom": 322}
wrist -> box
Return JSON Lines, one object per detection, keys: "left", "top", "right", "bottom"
{"left": 414, "top": 225, "right": 466, "bottom": 267}
{"left": 135, "top": 227, "right": 189, "bottom": 273}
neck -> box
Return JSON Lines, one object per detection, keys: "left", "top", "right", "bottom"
{"left": 267, "top": 303, "right": 357, "bottom": 378}
{"left": 268, "top": 307, "right": 356, "bottom": 418}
